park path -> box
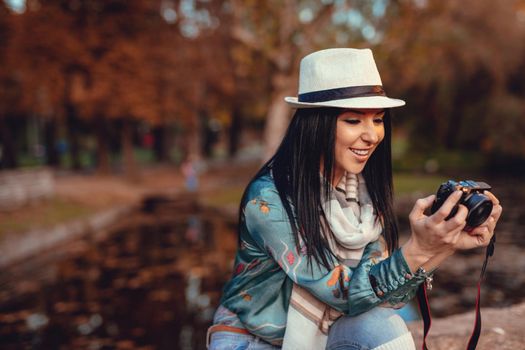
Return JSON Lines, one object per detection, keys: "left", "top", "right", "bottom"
{"left": 408, "top": 301, "right": 525, "bottom": 350}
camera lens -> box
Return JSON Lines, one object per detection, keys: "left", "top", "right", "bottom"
{"left": 464, "top": 193, "right": 493, "bottom": 227}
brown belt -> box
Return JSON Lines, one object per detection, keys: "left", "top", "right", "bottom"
{"left": 206, "top": 324, "right": 251, "bottom": 348}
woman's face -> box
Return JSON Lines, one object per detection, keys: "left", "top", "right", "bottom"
{"left": 333, "top": 108, "right": 385, "bottom": 182}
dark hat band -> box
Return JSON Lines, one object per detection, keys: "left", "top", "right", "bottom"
{"left": 298, "top": 85, "right": 385, "bottom": 103}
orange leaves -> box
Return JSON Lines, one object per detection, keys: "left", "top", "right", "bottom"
{"left": 327, "top": 265, "right": 349, "bottom": 287}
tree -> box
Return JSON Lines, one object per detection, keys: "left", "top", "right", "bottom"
{"left": 227, "top": 0, "right": 402, "bottom": 159}
{"left": 0, "top": 2, "right": 19, "bottom": 169}
{"left": 377, "top": 0, "right": 525, "bottom": 157}
{"left": 5, "top": 0, "right": 93, "bottom": 168}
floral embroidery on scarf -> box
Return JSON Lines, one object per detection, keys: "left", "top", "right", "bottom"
{"left": 247, "top": 259, "right": 260, "bottom": 270}
{"left": 370, "top": 250, "right": 382, "bottom": 258}
{"left": 234, "top": 263, "right": 245, "bottom": 275}
{"left": 327, "top": 265, "right": 345, "bottom": 287}
{"left": 240, "top": 291, "right": 252, "bottom": 301}
{"left": 328, "top": 265, "right": 350, "bottom": 299}
{"left": 286, "top": 252, "right": 295, "bottom": 265}
{"left": 370, "top": 249, "right": 383, "bottom": 265}
{"left": 296, "top": 235, "right": 307, "bottom": 256}
{"left": 259, "top": 201, "right": 270, "bottom": 214}
{"left": 332, "top": 285, "right": 350, "bottom": 300}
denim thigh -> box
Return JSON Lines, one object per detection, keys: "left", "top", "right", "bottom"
{"left": 208, "top": 331, "right": 280, "bottom": 350}
{"left": 326, "top": 307, "right": 412, "bottom": 350}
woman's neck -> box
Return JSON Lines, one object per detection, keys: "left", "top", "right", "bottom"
{"left": 320, "top": 164, "right": 344, "bottom": 186}
{"left": 333, "top": 171, "right": 344, "bottom": 186}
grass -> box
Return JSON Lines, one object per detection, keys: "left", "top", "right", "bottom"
{"left": 198, "top": 173, "right": 447, "bottom": 209}
{"left": 0, "top": 198, "right": 98, "bottom": 236}
{"left": 199, "top": 186, "right": 245, "bottom": 208}
{"left": 392, "top": 150, "right": 487, "bottom": 173}
{"left": 394, "top": 173, "right": 448, "bottom": 196}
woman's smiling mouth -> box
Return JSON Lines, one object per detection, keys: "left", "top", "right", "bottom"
{"left": 350, "top": 148, "right": 372, "bottom": 156}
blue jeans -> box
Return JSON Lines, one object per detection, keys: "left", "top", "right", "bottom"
{"left": 326, "top": 307, "right": 414, "bottom": 350}
{"left": 208, "top": 331, "right": 280, "bottom": 350}
{"left": 208, "top": 307, "right": 413, "bottom": 350}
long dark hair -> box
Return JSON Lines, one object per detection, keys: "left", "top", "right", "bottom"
{"left": 242, "top": 107, "right": 398, "bottom": 270}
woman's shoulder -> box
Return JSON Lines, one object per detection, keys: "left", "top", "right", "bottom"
{"left": 243, "top": 170, "right": 281, "bottom": 204}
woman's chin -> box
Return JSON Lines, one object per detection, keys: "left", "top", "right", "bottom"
{"left": 343, "top": 164, "right": 366, "bottom": 174}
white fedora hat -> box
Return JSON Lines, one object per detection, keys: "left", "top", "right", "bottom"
{"left": 285, "top": 48, "right": 405, "bottom": 109}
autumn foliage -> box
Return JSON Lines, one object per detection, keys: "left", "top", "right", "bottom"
{"left": 1, "top": 0, "right": 525, "bottom": 174}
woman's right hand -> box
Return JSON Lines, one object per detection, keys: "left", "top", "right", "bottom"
{"left": 402, "top": 190, "right": 468, "bottom": 272}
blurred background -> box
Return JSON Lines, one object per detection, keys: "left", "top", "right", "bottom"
{"left": 0, "top": 0, "right": 524, "bottom": 349}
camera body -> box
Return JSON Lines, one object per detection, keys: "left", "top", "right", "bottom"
{"left": 431, "top": 180, "right": 493, "bottom": 228}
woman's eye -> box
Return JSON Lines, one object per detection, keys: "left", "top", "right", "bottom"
{"left": 344, "top": 119, "right": 360, "bottom": 125}
{"left": 374, "top": 118, "right": 384, "bottom": 124}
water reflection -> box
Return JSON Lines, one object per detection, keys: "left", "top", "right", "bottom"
{"left": 0, "top": 196, "right": 237, "bottom": 349}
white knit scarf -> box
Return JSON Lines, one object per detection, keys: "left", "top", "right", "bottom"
{"left": 322, "top": 172, "right": 383, "bottom": 263}
{"left": 282, "top": 172, "right": 383, "bottom": 350}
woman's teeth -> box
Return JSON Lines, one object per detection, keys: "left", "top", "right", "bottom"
{"left": 351, "top": 148, "right": 369, "bottom": 156}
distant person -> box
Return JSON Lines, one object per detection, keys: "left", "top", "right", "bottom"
{"left": 181, "top": 155, "right": 200, "bottom": 192}
{"left": 206, "top": 48, "right": 502, "bottom": 350}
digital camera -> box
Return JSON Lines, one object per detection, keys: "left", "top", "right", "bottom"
{"left": 430, "top": 180, "right": 493, "bottom": 228}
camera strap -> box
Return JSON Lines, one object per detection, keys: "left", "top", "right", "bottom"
{"left": 416, "top": 234, "right": 496, "bottom": 350}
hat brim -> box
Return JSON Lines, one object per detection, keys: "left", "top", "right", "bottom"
{"left": 284, "top": 96, "right": 405, "bottom": 109}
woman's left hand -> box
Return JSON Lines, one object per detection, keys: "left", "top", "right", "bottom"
{"left": 454, "top": 191, "right": 502, "bottom": 250}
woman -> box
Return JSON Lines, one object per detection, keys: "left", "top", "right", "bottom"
{"left": 207, "top": 48, "right": 502, "bottom": 350}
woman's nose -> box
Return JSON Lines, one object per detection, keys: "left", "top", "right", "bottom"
{"left": 361, "top": 123, "right": 380, "bottom": 143}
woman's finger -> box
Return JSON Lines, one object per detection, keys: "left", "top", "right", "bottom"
{"left": 475, "top": 230, "right": 490, "bottom": 246}
{"left": 430, "top": 191, "right": 463, "bottom": 224}
{"left": 491, "top": 204, "right": 503, "bottom": 221}
{"left": 484, "top": 191, "right": 500, "bottom": 205}
{"left": 468, "top": 225, "right": 490, "bottom": 236}
{"left": 443, "top": 204, "right": 468, "bottom": 232}
{"left": 456, "top": 228, "right": 492, "bottom": 250}
{"left": 409, "top": 194, "right": 436, "bottom": 222}
{"left": 480, "top": 226, "right": 494, "bottom": 245}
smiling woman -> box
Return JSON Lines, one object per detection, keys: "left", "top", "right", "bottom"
{"left": 207, "top": 48, "right": 502, "bottom": 350}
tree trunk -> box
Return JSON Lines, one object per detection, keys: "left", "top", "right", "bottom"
{"left": 183, "top": 110, "right": 203, "bottom": 161}
{"left": 44, "top": 118, "right": 60, "bottom": 167}
{"left": 153, "top": 124, "right": 169, "bottom": 162}
{"left": 0, "top": 116, "right": 18, "bottom": 169}
{"left": 412, "top": 83, "right": 440, "bottom": 151}
{"left": 445, "top": 101, "right": 462, "bottom": 149}
{"left": 66, "top": 104, "right": 81, "bottom": 170}
{"left": 263, "top": 82, "right": 294, "bottom": 161}
{"left": 121, "top": 118, "right": 138, "bottom": 180}
{"left": 228, "top": 106, "right": 242, "bottom": 157}
{"left": 95, "top": 116, "right": 111, "bottom": 174}
{"left": 200, "top": 109, "right": 214, "bottom": 158}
